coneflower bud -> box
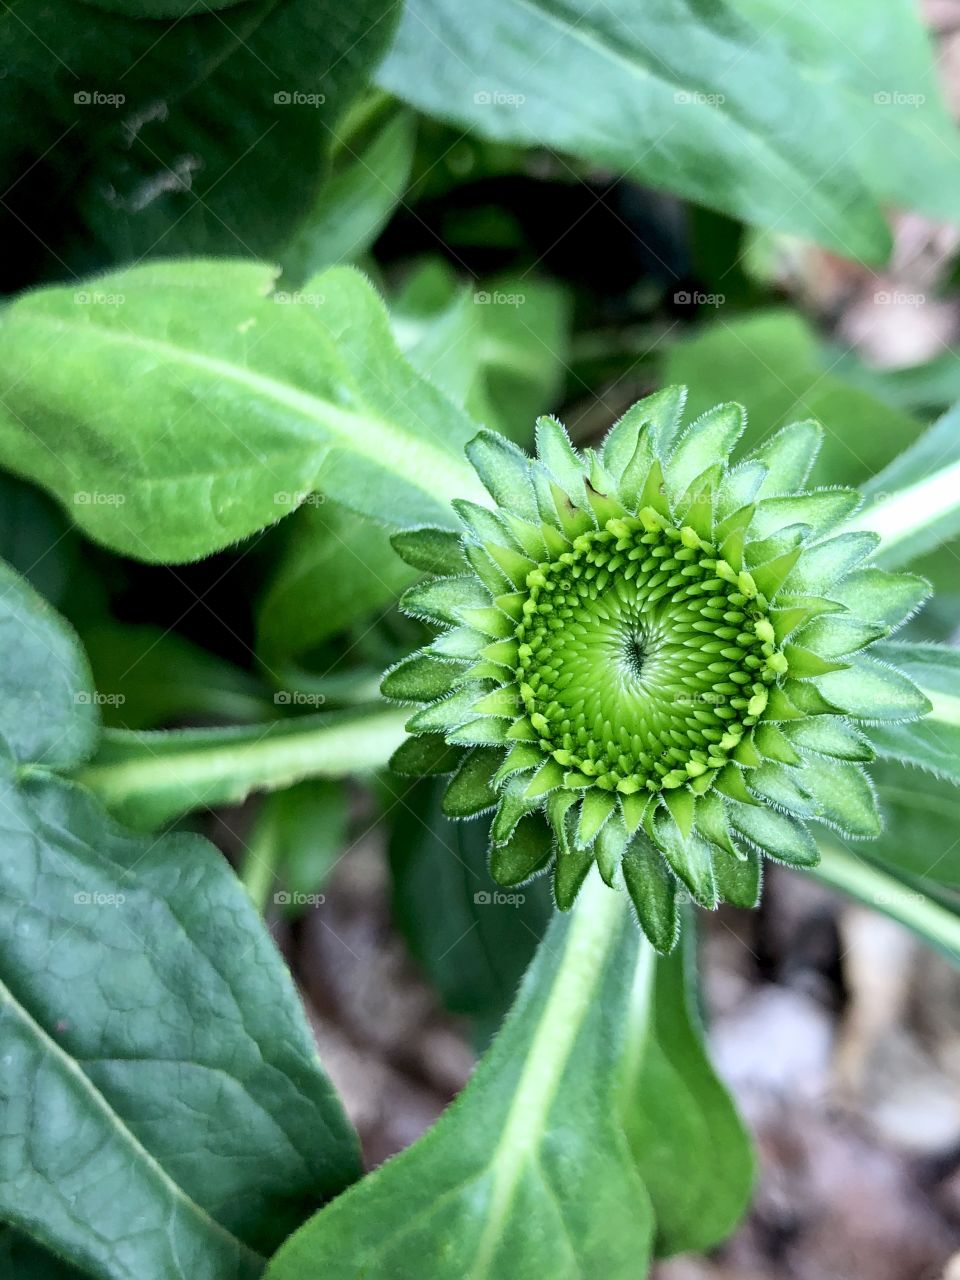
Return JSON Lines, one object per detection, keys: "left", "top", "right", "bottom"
{"left": 383, "top": 388, "right": 930, "bottom": 951}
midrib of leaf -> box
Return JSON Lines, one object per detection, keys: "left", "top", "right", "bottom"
{"left": 71, "top": 707, "right": 409, "bottom": 817}
{"left": 618, "top": 930, "right": 656, "bottom": 1089}
{"left": 813, "top": 843, "right": 960, "bottom": 958}
{"left": 0, "top": 981, "right": 263, "bottom": 1275}
{"left": 15, "top": 313, "right": 489, "bottom": 510}
{"left": 924, "top": 687, "right": 960, "bottom": 727}
{"left": 844, "top": 454, "right": 960, "bottom": 555}
{"left": 467, "top": 871, "right": 625, "bottom": 1280}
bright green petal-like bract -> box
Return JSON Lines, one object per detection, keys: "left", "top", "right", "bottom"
{"left": 383, "top": 389, "right": 931, "bottom": 951}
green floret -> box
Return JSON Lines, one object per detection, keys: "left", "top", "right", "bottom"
{"left": 382, "top": 387, "right": 931, "bottom": 952}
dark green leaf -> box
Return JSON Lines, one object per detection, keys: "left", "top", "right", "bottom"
{"left": 0, "top": 767, "right": 361, "bottom": 1272}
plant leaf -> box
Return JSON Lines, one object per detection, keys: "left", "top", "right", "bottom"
{"left": 0, "top": 766, "right": 361, "bottom": 1274}
{"left": 377, "top": 0, "right": 889, "bottom": 259}
{"left": 0, "top": 262, "right": 488, "bottom": 562}
{"left": 279, "top": 108, "right": 417, "bottom": 283}
{"left": 0, "top": 0, "right": 402, "bottom": 282}
{"left": 264, "top": 872, "right": 655, "bottom": 1280}
{"left": 728, "top": 0, "right": 960, "bottom": 222}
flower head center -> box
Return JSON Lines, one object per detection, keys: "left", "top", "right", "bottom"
{"left": 514, "top": 514, "right": 780, "bottom": 796}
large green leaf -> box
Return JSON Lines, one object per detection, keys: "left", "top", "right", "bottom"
{"left": 866, "top": 642, "right": 960, "bottom": 786}
{"left": 74, "top": 705, "right": 408, "bottom": 831}
{"left": 0, "top": 262, "right": 488, "bottom": 562}
{"left": 621, "top": 923, "right": 753, "bottom": 1255}
{"left": 662, "top": 310, "right": 923, "bottom": 486}
{"left": 846, "top": 401, "right": 960, "bottom": 567}
{"left": 377, "top": 0, "right": 890, "bottom": 260}
{"left": 729, "top": 0, "right": 960, "bottom": 220}
{"left": 0, "top": 768, "right": 362, "bottom": 1277}
{"left": 0, "top": 0, "right": 400, "bottom": 285}
{"left": 266, "top": 872, "right": 656, "bottom": 1279}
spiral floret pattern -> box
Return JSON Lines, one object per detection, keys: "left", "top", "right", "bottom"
{"left": 383, "top": 388, "right": 931, "bottom": 950}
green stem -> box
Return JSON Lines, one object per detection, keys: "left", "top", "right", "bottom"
{"left": 72, "top": 706, "right": 408, "bottom": 832}
{"left": 812, "top": 843, "right": 960, "bottom": 960}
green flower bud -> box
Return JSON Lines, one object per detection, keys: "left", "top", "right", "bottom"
{"left": 382, "top": 388, "right": 930, "bottom": 952}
